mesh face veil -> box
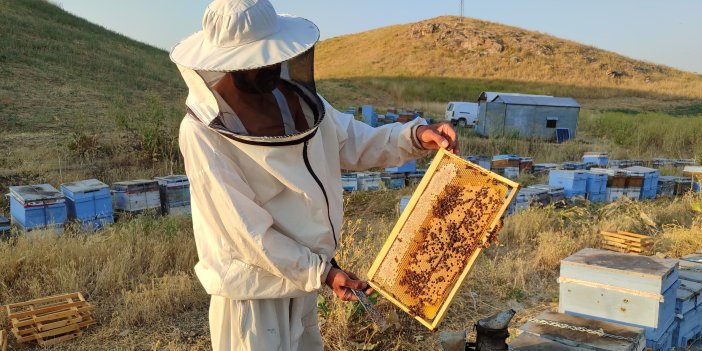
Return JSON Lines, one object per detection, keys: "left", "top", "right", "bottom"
{"left": 190, "top": 47, "right": 323, "bottom": 140}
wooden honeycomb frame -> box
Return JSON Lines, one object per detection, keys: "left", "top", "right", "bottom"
{"left": 367, "top": 149, "right": 519, "bottom": 330}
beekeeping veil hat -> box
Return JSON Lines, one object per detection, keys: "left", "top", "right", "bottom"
{"left": 170, "top": 0, "right": 323, "bottom": 140}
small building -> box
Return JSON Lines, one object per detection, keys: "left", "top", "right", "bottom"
{"left": 61, "top": 179, "right": 114, "bottom": 231}
{"left": 474, "top": 92, "right": 580, "bottom": 141}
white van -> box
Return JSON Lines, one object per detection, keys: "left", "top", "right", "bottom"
{"left": 445, "top": 102, "right": 478, "bottom": 127}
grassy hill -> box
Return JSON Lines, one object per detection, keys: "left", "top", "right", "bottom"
{"left": 0, "top": 0, "right": 187, "bottom": 196}
{"left": 315, "top": 16, "right": 702, "bottom": 110}
{"left": 0, "top": 0, "right": 184, "bottom": 131}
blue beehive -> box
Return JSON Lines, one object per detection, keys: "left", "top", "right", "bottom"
{"left": 154, "top": 175, "right": 191, "bottom": 216}
{"left": 360, "top": 105, "right": 377, "bottom": 127}
{"left": 0, "top": 214, "right": 10, "bottom": 236}
{"left": 624, "top": 166, "right": 659, "bottom": 200}
{"left": 381, "top": 173, "right": 405, "bottom": 190}
{"left": 674, "top": 278, "right": 702, "bottom": 348}
{"left": 61, "top": 179, "right": 113, "bottom": 231}
{"left": 341, "top": 173, "right": 358, "bottom": 192}
{"left": 9, "top": 184, "right": 67, "bottom": 232}
{"left": 582, "top": 152, "right": 609, "bottom": 167}
{"left": 585, "top": 172, "right": 608, "bottom": 203}
{"left": 399, "top": 196, "right": 411, "bottom": 215}
{"left": 549, "top": 170, "right": 588, "bottom": 198}
{"left": 528, "top": 184, "right": 565, "bottom": 204}
{"left": 385, "top": 159, "right": 417, "bottom": 173}
{"left": 560, "top": 161, "right": 589, "bottom": 170}
{"left": 675, "top": 256, "right": 702, "bottom": 348}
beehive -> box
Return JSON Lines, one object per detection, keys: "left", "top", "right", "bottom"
{"left": 366, "top": 149, "right": 519, "bottom": 330}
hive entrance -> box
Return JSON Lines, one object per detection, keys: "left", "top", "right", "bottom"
{"left": 367, "top": 149, "right": 519, "bottom": 330}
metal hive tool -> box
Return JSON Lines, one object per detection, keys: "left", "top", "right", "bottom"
{"left": 367, "top": 149, "right": 520, "bottom": 330}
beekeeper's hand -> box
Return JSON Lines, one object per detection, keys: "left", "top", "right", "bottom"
{"left": 416, "top": 122, "right": 460, "bottom": 154}
{"left": 325, "top": 267, "right": 374, "bottom": 301}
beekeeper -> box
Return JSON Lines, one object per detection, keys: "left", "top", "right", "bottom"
{"left": 170, "top": 0, "right": 459, "bottom": 350}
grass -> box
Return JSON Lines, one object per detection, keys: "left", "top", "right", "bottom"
{"left": 1, "top": 191, "right": 701, "bottom": 350}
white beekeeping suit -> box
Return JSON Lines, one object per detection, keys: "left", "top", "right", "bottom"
{"left": 170, "top": 0, "right": 431, "bottom": 350}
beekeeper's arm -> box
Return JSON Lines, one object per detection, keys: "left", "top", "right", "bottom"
{"left": 327, "top": 101, "right": 459, "bottom": 170}
{"left": 181, "top": 121, "right": 329, "bottom": 294}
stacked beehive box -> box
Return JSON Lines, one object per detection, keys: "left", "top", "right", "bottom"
{"left": 582, "top": 152, "right": 609, "bottom": 167}
{"left": 358, "top": 172, "right": 382, "bottom": 191}
{"left": 8, "top": 184, "right": 67, "bottom": 232}
{"left": 674, "top": 177, "right": 693, "bottom": 195}
{"left": 341, "top": 173, "right": 359, "bottom": 192}
{"left": 491, "top": 154, "right": 521, "bottom": 180}
{"left": 675, "top": 253, "right": 702, "bottom": 348}
{"left": 586, "top": 172, "right": 608, "bottom": 202}
{"left": 559, "top": 248, "right": 679, "bottom": 350}
{"left": 549, "top": 170, "right": 588, "bottom": 198}
{"left": 528, "top": 184, "right": 566, "bottom": 204}
{"left": 509, "top": 187, "right": 549, "bottom": 214}
{"left": 590, "top": 168, "right": 637, "bottom": 202}
{"left": 381, "top": 173, "right": 406, "bottom": 190}
{"left": 656, "top": 176, "right": 677, "bottom": 197}
{"left": 60, "top": 179, "right": 113, "bottom": 231}
{"left": 154, "top": 175, "right": 191, "bottom": 215}
{"left": 623, "top": 166, "right": 659, "bottom": 200}
{"left": 561, "top": 161, "right": 590, "bottom": 170}
{"left": 6, "top": 293, "right": 96, "bottom": 347}
{"left": 111, "top": 180, "right": 161, "bottom": 214}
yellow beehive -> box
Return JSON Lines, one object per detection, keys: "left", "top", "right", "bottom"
{"left": 367, "top": 149, "right": 519, "bottom": 330}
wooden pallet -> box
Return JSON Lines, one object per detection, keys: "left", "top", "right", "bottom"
{"left": 5, "top": 292, "right": 96, "bottom": 346}
{"left": 1, "top": 329, "right": 7, "bottom": 351}
{"left": 601, "top": 230, "right": 653, "bottom": 255}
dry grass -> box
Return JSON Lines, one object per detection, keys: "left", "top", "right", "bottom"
{"left": 316, "top": 16, "right": 702, "bottom": 101}
{"left": 0, "top": 187, "right": 700, "bottom": 350}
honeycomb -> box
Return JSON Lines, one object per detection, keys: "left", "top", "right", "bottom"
{"left": 367, "top": 149, "right": 519, "bottom": 330}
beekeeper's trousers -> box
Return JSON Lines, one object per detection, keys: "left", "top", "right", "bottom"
{"left": 209, "top": 292, "right": 324, "bottom": 351}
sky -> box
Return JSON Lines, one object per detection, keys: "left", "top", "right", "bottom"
{"left": 54, "top": 0, "right": 702, "bottom": 74}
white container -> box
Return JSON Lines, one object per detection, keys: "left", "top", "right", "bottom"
{"left": 559, "top": 248, "right": 679, "bottom": 329}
